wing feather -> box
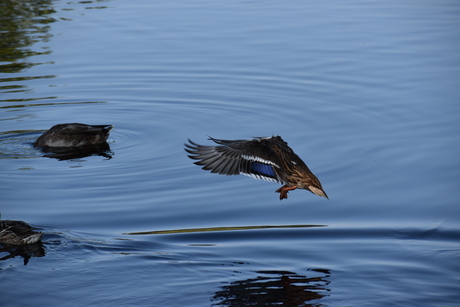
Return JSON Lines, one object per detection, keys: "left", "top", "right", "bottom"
{"left": 185, "top": 137, "right": 285, "bottom": 184}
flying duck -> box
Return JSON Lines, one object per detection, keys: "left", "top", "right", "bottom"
{"left": 185, "top": 136, "right": 328, "bottom": 200}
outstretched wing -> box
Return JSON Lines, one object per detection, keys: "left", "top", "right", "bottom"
{"left": 185, "top": 137, "right": 284, "bottom": 183}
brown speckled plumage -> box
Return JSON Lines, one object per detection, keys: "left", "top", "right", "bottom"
{"left": 0, "top": 220, "right": 43, "bottom": 245}
{"left": 185, "top": 136, "right": 328, "bottom": 200}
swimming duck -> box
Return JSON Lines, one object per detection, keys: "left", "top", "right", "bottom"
{"left": 185, "top": 136, "right": 328, "bottom": 200}
{"left": 34, "top": 123, "right": 113, "bottom": 147}
{"left": 0, "top": 220, "right": 43, "bottom": 245}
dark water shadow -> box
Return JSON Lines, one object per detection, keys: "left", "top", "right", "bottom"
{"left": 126, "top": 224, "right": 331, "bottom": 306}
{"left": 38, "top": 142, "right": 113, "bottom": 160}
{"left": 211, "top": 269, "right": 331, "bottom": 307}
{"left": 0, "top": 242, "right": 46, "bottom": 265}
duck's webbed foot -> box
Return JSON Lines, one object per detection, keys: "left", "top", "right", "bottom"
{"left": 275, "top": 185, "right": 297, "bottom": 200}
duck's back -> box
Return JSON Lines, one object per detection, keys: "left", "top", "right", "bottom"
{"left": 0, "top": 220, "right": 33, "bottom": 233}
{"left": 0, "top": 220, "right": 43, "bottom": 245}
{"left": 34, "top": 123, "right": 113, "bottom": 147}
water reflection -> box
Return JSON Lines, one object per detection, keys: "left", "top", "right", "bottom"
{"left": 0, "top": 0, "right": 56, "bottom": 96}
{"left": 0, "top": 0, "right": 56, "bottom": 70}
{"left": 0, "top": 242, "right": 45, "bottom": 265}
{"left": 0, "top": 0, "right": 113, "bottom": 102}
{"left": 39, "top": 142, "right": 113, "bottom": 160}
{"left": 211, "top": 269, "right": 331, "bottom": 307}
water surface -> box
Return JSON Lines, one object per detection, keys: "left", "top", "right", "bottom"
{"left": 1, "top": 0, "right": 459, "bottom": 306}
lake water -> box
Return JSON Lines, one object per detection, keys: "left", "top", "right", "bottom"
{"left": 1, "top": 0, "right": 459, "bottom": 306}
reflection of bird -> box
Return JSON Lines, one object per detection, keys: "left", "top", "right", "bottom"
{"left": 0, "top": 220, "right": 43, "bottom": 245}
{"left": 34, "top": 123, "right": 113, "bottom": 147}
{"left": 185, "top": 136, "right": 328, "bottom": 200}
{"left": 211, "top": 269, "right": 331, "bottom": 306}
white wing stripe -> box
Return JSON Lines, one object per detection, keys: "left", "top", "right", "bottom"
{"left": 242, "top": 172, "right": 280, "bottom": 183}
{"left": 241, "top": 155, "right": 279, "bottom": 168}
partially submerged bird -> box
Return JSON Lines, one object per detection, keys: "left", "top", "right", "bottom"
{"left": 0, "top": 220, "right": 43, "bottom": 245}
{"left": 34, "top": 123, "right": 113, "bottom": 147}
{"left": 185, "top": 136, "right": 328, "bottom": 200}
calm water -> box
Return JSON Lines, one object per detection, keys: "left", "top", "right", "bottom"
{"left": 1, "top": 0, "right": 459, "bottom": 306}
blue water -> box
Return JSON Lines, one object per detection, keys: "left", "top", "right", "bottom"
{"left": 1, "top": 0, "right": 459, "bottom": 306}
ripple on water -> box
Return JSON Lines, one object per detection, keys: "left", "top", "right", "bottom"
{"left": 0, "top": 131, "right": 43, "bottom": 160}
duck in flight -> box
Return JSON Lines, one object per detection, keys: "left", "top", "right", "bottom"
{"left": 185, "top": 136, "right": 328, "bottom": 200}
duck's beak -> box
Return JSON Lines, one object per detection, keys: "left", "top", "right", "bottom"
{"left": 309, "top": 186, "right": 329, "bottom": 199}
